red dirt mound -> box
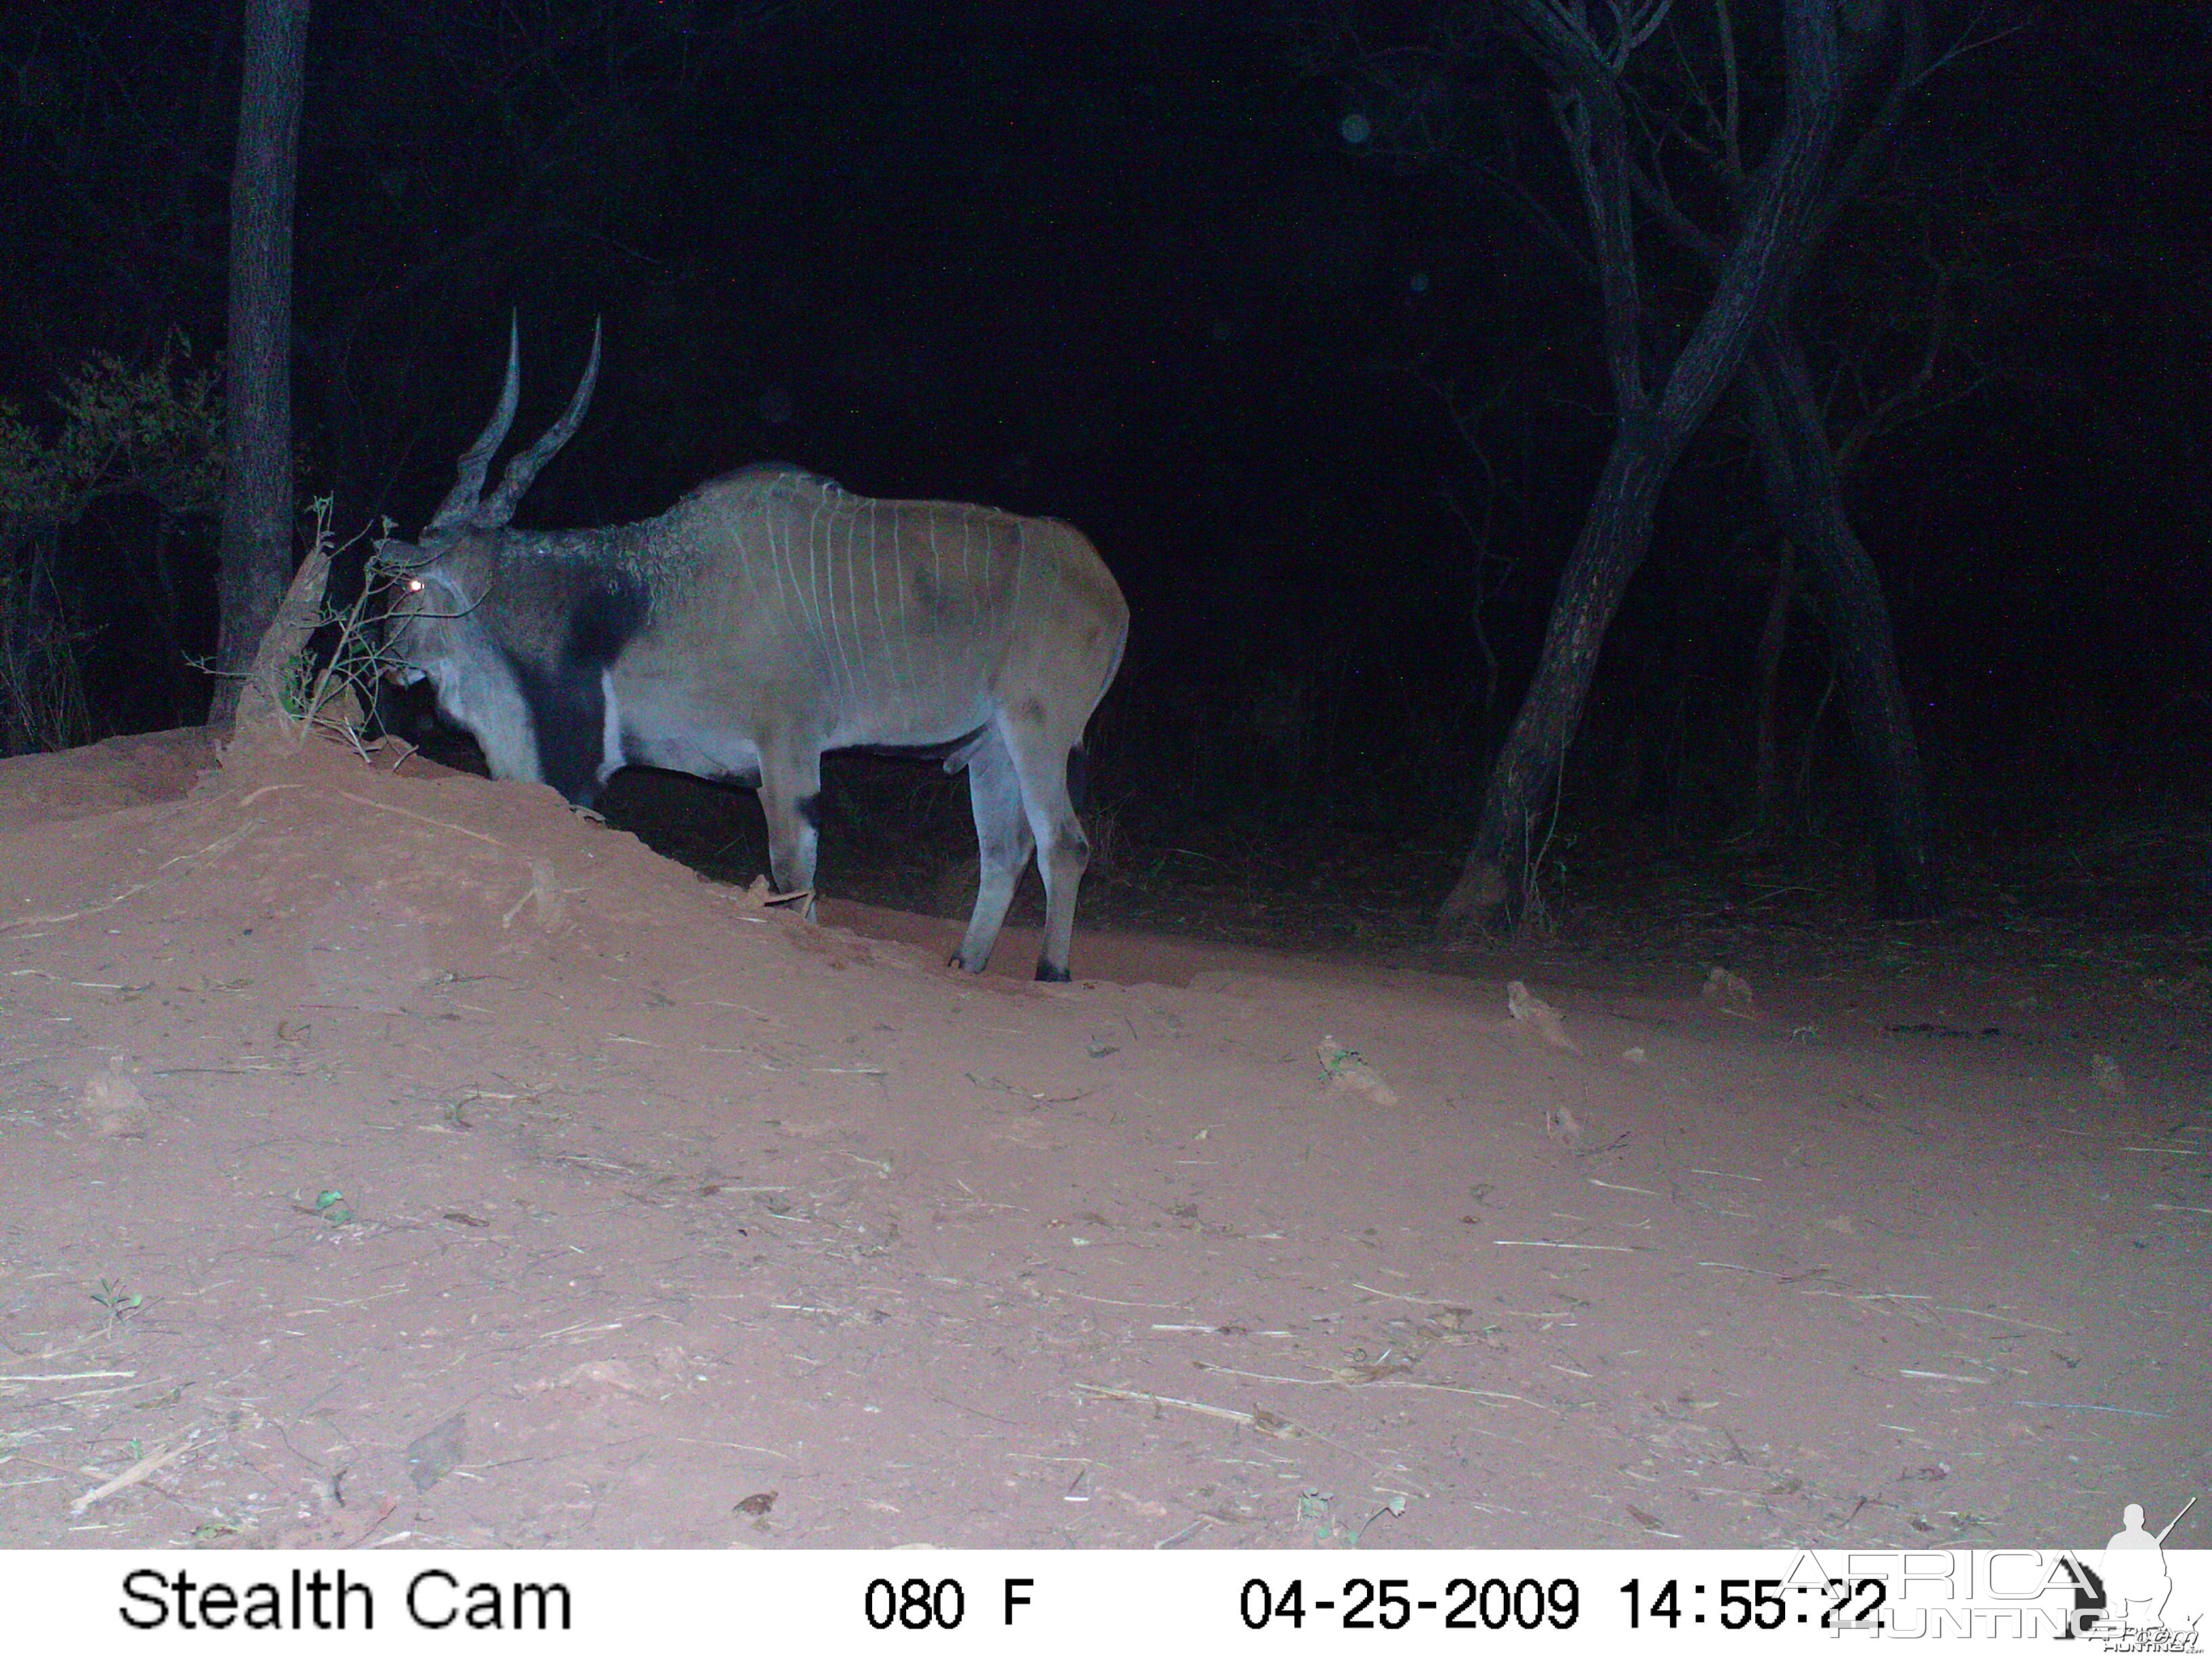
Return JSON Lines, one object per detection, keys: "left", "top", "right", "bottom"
{"left": 0, "top": 733, "right": 2203, "bottom": 1550}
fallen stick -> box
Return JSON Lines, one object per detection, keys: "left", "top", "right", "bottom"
{"left": 70, "top": 1431, "right": 202, "bottom": 1515}
{"left": 7, "top": 823, "right": 260, "bottom": 930}
{"left": 337, "top": 792, "right": 504, "bottom": 847}
{"left": 1072, "top": 1384, "right": 1254, "bottom": 1426}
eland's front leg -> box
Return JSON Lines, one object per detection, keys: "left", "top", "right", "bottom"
{"left": 756, "top": 747, "right": 823, "bottom": 921}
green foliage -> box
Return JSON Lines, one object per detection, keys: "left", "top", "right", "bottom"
{"left": 52, "top": 351, "right": 224, "bottom": 516}
{"left": 0, "top": 544, "right": 94, "bottom": 757}
{"left": 90, "top": 1277, "right": 143, "bottom": 1319}
{"left": 0, "top": 404, "right": 61, "bottom": 529}
{"left": 0, "top": 346, "right": 223, "bottom": 754}
{"left": 0, "top": 344, "right": 223, "bottom": 541}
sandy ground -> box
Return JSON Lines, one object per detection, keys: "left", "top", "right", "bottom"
{"left": 0, "top": 729, "right": 2204, "bottom": 1551}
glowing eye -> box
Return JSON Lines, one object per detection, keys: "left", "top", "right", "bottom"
{"left": 407, "top": 579, "right": 425, "bottom": 592}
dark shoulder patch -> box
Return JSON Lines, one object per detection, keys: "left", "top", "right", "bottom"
{"left": 566, "top": 573, "right": 649, "bottom": 670}
{"left": 499, "top": 570, "right": 647, "bottom": 804}
{"left": 506, "top": 651, "right": 607, "bottom": 806}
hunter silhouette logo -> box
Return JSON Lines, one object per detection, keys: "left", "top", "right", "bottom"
{"left": 2076, "top": 1496, "right": 2200, "bottom": 1645}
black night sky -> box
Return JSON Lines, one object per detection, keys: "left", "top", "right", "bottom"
{"left": 2, "top": 1, "right": 2207, "bottom": 939}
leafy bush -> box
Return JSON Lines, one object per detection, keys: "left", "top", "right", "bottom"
{"left": 0, "top": 346, "right": 222, "bottom": 753}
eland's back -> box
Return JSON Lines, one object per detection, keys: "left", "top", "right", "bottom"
{"left": 649, "top": 464, "right": 1127, "bottom": 754}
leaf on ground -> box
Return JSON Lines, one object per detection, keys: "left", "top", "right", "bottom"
{"left": 1317, "top": 1036, "right": 1399, "bottom": 1105}
{"left": 1704, "top": 966, "right": 1756, "bottom": 1008}
{"left": 404, "top": 1412, "right": 466, "bottom": 1494}
{"left": 1507, "top": 981, "right": 1578, "bottom": 1050}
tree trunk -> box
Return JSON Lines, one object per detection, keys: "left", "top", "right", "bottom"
{"left": 1440, "top": 0, "right": 1847, "bottom": 934}
{"left": 218, "top": 528, "right": 337, "bottom": 760}
{"left": 1745, "top": 323, "right": 1944, "bottom": 917}
{"left": 1437, "top": 222, "right": 1826, "bottom": 931}
{"left": 1439, "top": 428, "right": 1670, "bottom": 926}
{"left": 1753, "top": 537, "right": 1797, "bottom": 825}
{"left": 209, "top": 0, "right": 310, "bottom": 729}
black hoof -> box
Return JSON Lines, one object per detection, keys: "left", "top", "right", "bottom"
{"left": 1035, "top": 961, "right": 1071, "bottom": 983}
{"left": 949, "top": 953, "right": 985, "bottom": 974}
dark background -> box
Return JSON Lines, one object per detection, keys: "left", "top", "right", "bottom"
{"left": 2, "top": 1, "right": 2206, "bottom": 929}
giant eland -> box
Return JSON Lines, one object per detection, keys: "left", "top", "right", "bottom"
{"left": 378, "top": 322, "right": 1129, "bottom": 981}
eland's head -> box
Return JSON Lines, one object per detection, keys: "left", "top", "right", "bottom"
{"left": 376, "top": 316, "right": 602, "bottom": 687}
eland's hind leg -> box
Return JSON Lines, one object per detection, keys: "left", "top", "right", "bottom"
{"left": 954, "top": 731, "right": 1034, "bottom": 973}
{"left": 1001, "top": 722, "right": 1092, "bottom": 982}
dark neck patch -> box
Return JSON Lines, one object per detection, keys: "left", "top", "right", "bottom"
{"left": 566, "top": 573, "right": 651, "bottom": 669}
{"left": 506, "top": 573, "right": 652, "bottom": 806}
{"left": 508, "top": 653, "right": 608, "bottom": 806}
